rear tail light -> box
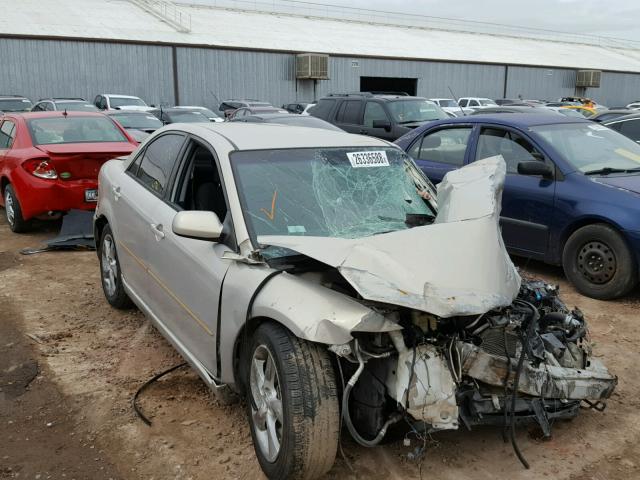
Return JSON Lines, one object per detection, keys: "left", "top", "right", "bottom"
{"left": 22, "top": 158, "right": 58, "bottom": 179}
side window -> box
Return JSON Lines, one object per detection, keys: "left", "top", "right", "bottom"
{"left": 619, "top": 120, "right": 640, "bottom": 141}
{"left": 342, "top": 100, "right": 362, "bottom": 124}
{"left": 469, "top": 100, "right": 479, "bottom": 107}
{"left": 99, "top": 97, "right": 108, "bottom": 110}
{"left": 173, "top": 142, "right": 229, "bottom": 224}
{"left": 459, "top": 99, "right": 468, "bottom": 107}
{"left": 0, "top": 120, "right": 16, "bottom": 149}
{"left": 363, "top": 102, "right": 389, "bottom": 127}
{"left": 136, "top": 134, "right": 185, "bottom": 196}
{"left": 32, "top": 103, "right": 43, "bottom": 112}
{"left": 475, "top": 128, "right": 542, "bottom": 173}
{"left": 413, "top": 127, "right": 472, "bottom": 166}
{"left": 45, "top": 102, "right": 55, "bottom": 111}
{"left": 94, "top": 95, "right": 101, "bottom": 107}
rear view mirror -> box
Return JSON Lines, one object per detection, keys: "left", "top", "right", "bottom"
{"left": 372, "top": 119, "right": 392, "bottom": 131}
{"left": 517, "top": 161, "right": 553, "bottom": 178}
{"left": 172, "top": 211, "right": 223, "bottom": 241}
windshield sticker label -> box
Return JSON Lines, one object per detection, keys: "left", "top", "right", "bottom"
{"left": 287, "top": 225, "right": 306, "bottom": 234}
{"left": 347, "top": 151, "right": 390, "bottom": 168}
{"left": 588, "top": 124, "right": 608, "bottom": 131}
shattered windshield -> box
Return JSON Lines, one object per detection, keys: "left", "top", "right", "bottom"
{"left": 231, "top": 147, "right": 435, "bottom": 256}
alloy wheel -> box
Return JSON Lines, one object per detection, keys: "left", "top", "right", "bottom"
{"left": 5, "top": 189, "right": 15, "bottom": 227}
{"left": 249, "top": 344, "right": 283, "bottom": 463}
{"left": 101, "top": 233, "right": 119, "bottom": 297}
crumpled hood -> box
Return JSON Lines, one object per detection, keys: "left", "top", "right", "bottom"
{"left": 259, "top": 156, "right": 521, "bottom": 318}
{"left": 592, "top": 174, "right": 640, "bottom": 195}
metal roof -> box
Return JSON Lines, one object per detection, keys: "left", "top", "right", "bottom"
{"left": 3, "top": 0, "right": 640, "bottom": 73}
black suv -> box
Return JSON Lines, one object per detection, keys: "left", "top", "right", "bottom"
{"left": 309, "top": 92, "right": 448, "bottom": 141}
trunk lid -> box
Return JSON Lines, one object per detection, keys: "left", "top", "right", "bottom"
{"left": 36, "top": 143, "right": 135, "bottom": 180}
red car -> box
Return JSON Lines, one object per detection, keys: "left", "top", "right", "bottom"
{"left": 0, "top": 111, "right": 137, "bottom": 232}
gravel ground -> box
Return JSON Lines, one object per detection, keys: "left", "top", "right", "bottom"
{"left": 1, "top": 213, "right": 639, "bottom": 480}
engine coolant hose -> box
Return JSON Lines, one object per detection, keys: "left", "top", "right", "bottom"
{"left": 342, "top": 340, "right": 401, "bottom": 447}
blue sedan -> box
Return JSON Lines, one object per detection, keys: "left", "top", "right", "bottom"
{"left": 395, "top": 113, "right": 640, "bottom": 299}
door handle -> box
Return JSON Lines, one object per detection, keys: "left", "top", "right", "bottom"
{"left": 111, "top": 185, "right": 122, "bottom": 201}
{"left": 150, "top": 223, "right": 165, "bottom": 241}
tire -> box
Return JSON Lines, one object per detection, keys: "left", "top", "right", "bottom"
{"left": 562, "top": 223, "right": 637, "bottom": 300}
{"left": 98, "top": 224, "right": 133, "bottom": 309}
{"left": 245, "top": 322, "right": 339, "bottom": 480}
{"left": 4, "top": 184, "right": 30, "bottom": 233}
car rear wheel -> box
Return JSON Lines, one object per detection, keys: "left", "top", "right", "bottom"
{"left": 4, "top": 184, "right": 30, "bottom": 233}
{"left": 563, "top": 224, "right": 637, "bottom": 299}
{"left": 245, "top": 322, "right": 339, "bottom": 480}
{"left": 99, "top": 224, "right": 133, "bottom": 309}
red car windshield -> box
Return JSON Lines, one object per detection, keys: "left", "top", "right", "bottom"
{"left": 27, "top": 117, "right": 128, "bottom": 145}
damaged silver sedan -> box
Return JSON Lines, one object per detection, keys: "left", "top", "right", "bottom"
{"left": 94, "top": 123, "right": 616, "bottom": 479}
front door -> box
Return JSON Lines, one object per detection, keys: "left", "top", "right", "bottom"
{"left": 144, "top": 138, "right": 232, "bottom": 377}
{"left": 473, "top": 126, "right": 556, "bottom": 258}
{"left": 113, "top": 132, "right": 186, "bottom": 307}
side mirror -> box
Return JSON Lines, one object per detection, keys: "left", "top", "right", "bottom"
{"left": 172, "top": 211, "right": 223, "bottom": 241}
{"left": 372, "top": 119, "right": 392, "bottom": 131}
{"left": 517, "top": 161, "right": 553, "bottom": 178}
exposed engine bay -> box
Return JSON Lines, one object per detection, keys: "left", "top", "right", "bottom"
{"left": 330, "top": 278, "right": 617, "bottom": 466}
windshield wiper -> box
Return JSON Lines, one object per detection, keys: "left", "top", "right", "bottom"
{"left": 584, "top": 167, "right": 629, "bottom": 175}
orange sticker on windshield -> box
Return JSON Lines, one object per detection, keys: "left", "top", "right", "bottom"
{"left": 615, "top": 148, "right": 640, "bottom": 163}
{"left": 260, "top": 190, "right": 278, "bottom": 221}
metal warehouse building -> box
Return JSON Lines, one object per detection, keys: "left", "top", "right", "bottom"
{"left": 2, "top": 0, "right": 640, "bottom": 108}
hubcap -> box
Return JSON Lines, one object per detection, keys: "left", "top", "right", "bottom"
{"left": 577, "top": 241, "right": 616, "bottom": 285}
{"left": 101, "top": 234, "right": 119, "bottom": 297}
{"left": 249, "top": 345, "right": 283, "bottom": 463}
{"left": 5, "top": 190, "right": 15, "bottom": 227}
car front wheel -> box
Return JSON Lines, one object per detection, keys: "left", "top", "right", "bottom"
{"left": 99, "top": 224, "right": 133, "bottom": 309}
{"left": 245, "top": 322, "right": 339, "bottom": 480}
{"left": 4, "top": 184, "right": 30, "bottom": 233}
{"left": 563, "top": 223, "right": 637, "bottom": 299}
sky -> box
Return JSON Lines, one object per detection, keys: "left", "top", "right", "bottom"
{"left": 354, "top": 0, "right": 640, "bottom": 41}
{"left": 180, "top": 0, "right": 640, "bottom": 42}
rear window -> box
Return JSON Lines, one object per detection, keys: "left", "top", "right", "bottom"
{"left": 0, "top": 98, "right": 32, "bottom": 112}
{"left": 27, "top": 117, "right": 128, "bottom": 145}
{"left": 56, "top": 102, "right": 98, "bottom": 112}
{"left": 309, "top": 99, "right": 336, "bottom": 119}
{"left": 110, "top": 97, "right": 146, "bottom": 108}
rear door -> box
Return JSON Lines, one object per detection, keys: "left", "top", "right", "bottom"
{"left": 111, "top": 132, "right": 187, "bottom": 306}
{"left": 406, "top": 126, "right": 474, "bottom": 183}
{"left": 143, "top": 137, "right": 233, "bottom": 377}
{"left": 472, "top": 125, "right": 556, "bottom": 257}
{"left": 333, "top": 99, "right": 364, "bottom": 134}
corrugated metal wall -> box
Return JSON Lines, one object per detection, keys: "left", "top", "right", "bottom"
{"left": 504, "top": 66, "right": 576, "bottom": 101}
{"left": 0, "top": 38, "right": 174, "bottom": 106}
{"left": 175, "top": 47, "right": 297, "bottom": 109}
{"left": 0, "top": 37, "right": 639, "bottom": 109}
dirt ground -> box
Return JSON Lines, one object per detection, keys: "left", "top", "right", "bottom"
{"left": 1, "top": 213, "right": 640, "bottom": 480}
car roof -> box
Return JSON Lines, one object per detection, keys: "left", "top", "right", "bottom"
{"left": 603, "top": 112, "right": 640, "bottom": 123}
{"left": 0, "top": 95, "right": 29, "bottom": 99}
{"left": 174, "top": 122, "right": 390, "bottom": 150}
{"left": 428, "top": 113, "right": 589, "bottom": 128}
{"left": 105, "top": 110, "right": 152, "bottom": 115}
{"left": 9, "top": 111, "right": 108, "bottom": 119}
{"left": 104, "top": 94, "right": 141, "bottom": 98}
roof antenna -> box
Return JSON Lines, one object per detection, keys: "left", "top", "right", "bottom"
{"left": 448, "top": 86, "right": 466, "bottom": 117}
{"left": 63, "top": 109, "right": 68, "bottom": 117}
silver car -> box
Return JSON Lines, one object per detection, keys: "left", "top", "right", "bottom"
{"left": 94, "top": 123, "right": 616, "bottom": 479}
